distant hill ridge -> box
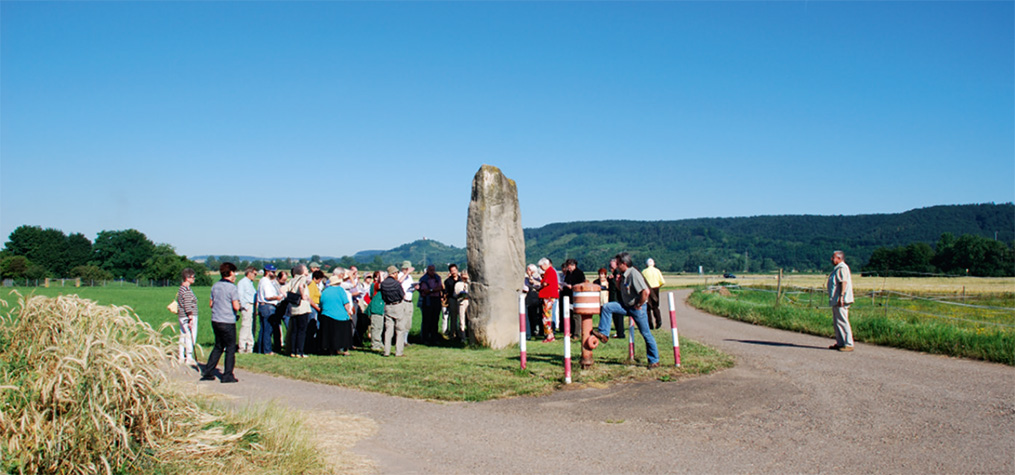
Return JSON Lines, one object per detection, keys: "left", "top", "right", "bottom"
{"left": 202, "top": 203, "right": 1013, "bottom": 273}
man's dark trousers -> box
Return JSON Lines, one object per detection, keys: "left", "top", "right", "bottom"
{"left": 647, "top": 287, "right": 662, "bottom": 329}
{"left": 421, "top": 303, "right": 441, "bottom": 344}
{"left": 204, "top": 321, "right": 237, "bottom": 378}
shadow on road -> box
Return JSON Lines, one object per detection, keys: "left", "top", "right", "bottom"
{"left": 724, "top": 339, "right": 827, "bottom": 350}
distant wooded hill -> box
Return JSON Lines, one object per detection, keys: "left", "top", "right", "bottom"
{"left": 359, "top": 203, "right": 1012, "bottom": 273}
{"left": 203, "top": 203, "right": 1013, "bottom": 274}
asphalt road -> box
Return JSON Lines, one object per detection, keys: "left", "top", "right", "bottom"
{"left": 182, "top": 288, "right": 1015, "bottom": 474}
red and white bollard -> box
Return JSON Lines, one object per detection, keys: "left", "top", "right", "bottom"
{"left": 519, "top": 294, "right": 527, "bottom": 370}
{"left": 564, "top": 296, "right": 572, "bottom": 384}
{"left": 628, "top": 316, "right": 636, "bottom": 361}
{"left": 669, "top": 292, "right": 681, "bottom": 367}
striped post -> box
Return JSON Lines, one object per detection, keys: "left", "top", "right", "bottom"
{"left": 669, "top": 292, "right": 681, "bottom": 367}
{"left": 628, "top": 316, "right": 635, "bottom": 361}
{"left": 564, "top": 296, "right": 571, "bottom": 384}
{"left": 519, "top": 294, "right": 527, "bottom": 370}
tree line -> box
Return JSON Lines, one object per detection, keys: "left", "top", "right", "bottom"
{"left": 866, "top": 233, "right": 1014, "bottom": 277}
{"left": 3, "top": 203, "right": 1012, "bottom": 284}
{"left": 0, "top": 226, "right": 212, "bottom": 286}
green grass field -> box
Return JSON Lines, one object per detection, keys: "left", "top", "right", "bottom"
{"left": 0, "top": 285, "right": 733, "bottom": 401}
{"left": 689, "top": 286, "right": 1015, "bottom": 365}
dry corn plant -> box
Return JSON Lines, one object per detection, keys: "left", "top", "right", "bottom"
{"left": 0, "top": 292, "right": 327, "bottom": 475}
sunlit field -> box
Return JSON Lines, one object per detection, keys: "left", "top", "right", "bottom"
{"left": 665, "top": 273, "right": 1015, "bottom": 295}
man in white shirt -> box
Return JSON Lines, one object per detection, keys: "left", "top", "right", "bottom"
{"left": 256, "top": 264, "right": 283, "bottom": 354}
{"left": 399, "top": 260, "right": 416, "bottom": 345}
{"left": 236, "top": 267, "right": 258, "bottom": 354}
{"left": 827, "top": 250, "right": 855, "bottom": 352}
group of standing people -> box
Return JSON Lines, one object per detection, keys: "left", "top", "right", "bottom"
{"left": 176, "top": 259, "right": 477, "bottom": 380}
{"left": 521, "top": 253, "right": 666, "bottom": 368}
{"left": 376, "top": 262, "right": 471, "bottom": 357}
{"left": 178, "top": 249, "right": 857, "bottom": 382}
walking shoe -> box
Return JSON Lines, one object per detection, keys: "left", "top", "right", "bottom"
{"left": 220, "top": 375, "right": 239, "bottom": 383}
{"left": 828, "top": 344, "right": 842, "bottom": 350}
{"left": 200, "top": 373, "right": 215, "bottom": 381}
{"left": 542, "top": 336, "right": 556, "bottom": 343}
{"left": 590, "top": 329, "right": 609, "bottom": 344}
{"left": 838, "top": 346, "right": 854, "bottom": 352}
{"left": 648, "top": 362, "right": 661, "bottom": 369}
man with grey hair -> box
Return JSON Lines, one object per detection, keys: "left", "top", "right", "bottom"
{"left": 827, "top": 250, "right": 855, "bottom": 352}
{"left": 381, "top": 265, "right": 409, "bottom": 357}
{"left": 591, "top": 252, "right": 660, "bottom": 368}
{"left": 642, "top": 258, "right": 666, "bottom": 329}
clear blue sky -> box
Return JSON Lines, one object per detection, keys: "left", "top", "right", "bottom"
{"left": 2, "top": 1, "right": 1012, "bottom": 258}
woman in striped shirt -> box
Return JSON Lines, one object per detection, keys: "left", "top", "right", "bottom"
{"left": 176, "top": 268, "right": 199, "bottom": 364}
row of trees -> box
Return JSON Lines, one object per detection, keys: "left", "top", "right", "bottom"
{"left": 1, "top": 226, "right": 211, "bottom": 285}
{"left": 866, "top": 233, "right": 1015, "bottom": 277}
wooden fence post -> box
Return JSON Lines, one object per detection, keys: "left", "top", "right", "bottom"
{"left": 775, "top": 269, "right": 783, "bottom": 307}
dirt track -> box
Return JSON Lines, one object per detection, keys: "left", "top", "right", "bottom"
{"left": 181, "top": 289, "right": 1015, "bottom": 474}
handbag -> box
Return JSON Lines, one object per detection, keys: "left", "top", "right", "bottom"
{"left": 285, "top": 290, "right": 302, "bottom": 306}
{"left": 167, "top": 300, "right": 179, "bottom": 313}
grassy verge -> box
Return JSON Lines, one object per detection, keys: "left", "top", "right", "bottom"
{"left": 0, "top": 286, "right": 733, "bottom": 401}
{"left": 688, "top": 287, "right": 1015, "bottom": 365}
{"left": 234, "top": 334, "right": 732, "bottom": 401}
{"left": 0, "top": 292, "right": 331, "bottom": 474}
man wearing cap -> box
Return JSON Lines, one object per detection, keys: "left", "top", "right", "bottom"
{"left": 255, "top": 264, "right": 283, "bottom": 354}
{"left": 642, "top": 258, "right": 666, "bottom": 329}
{"left": 381, "top": 265, "right": 409, "bottom": 357}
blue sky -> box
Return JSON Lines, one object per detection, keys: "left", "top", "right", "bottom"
{"left": 2, "top": 1, "right": 1012, "bottom": 258}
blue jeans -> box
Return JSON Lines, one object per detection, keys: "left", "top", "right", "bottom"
{"left": 256, "top": 304, "right": 275, "bottom": 354}
{"left": 597, "top": 301, "right": 659, "bottom": 364}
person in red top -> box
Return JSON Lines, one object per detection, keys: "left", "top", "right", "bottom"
{"left": 537, "top": 257, "right": 559, "bottom": 343}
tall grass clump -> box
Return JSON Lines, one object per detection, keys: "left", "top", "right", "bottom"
{"left": 0, "top": 292, "right": 328, "bottom": 475}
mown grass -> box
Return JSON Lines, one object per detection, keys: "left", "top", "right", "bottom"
{"left": 235, "top": 334, "right": 731, "bottom": 402}
{"left": 0, "top": 286, "right": 733, "bottom": 402}
{"left": 0, "top": 292, "right": 331, "bottom": 475}
{"left": 688, "top": 287, "right": 1015, "bottom": 365}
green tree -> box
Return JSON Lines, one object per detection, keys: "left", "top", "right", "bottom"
{"left": 1, "top": 256, "right": 32, "bottom": 279}
{"left": 140, "top": 244, "right": 213, "bottom": 286}
{"left": 3, "top": 225, "right": 72, "bottom": 276}
{"left": 70, "top": 265, "right": 114, "bottom": 285}
{"left": 933, "top": 234, "right": 1014, "bottom": 277}
{"left": 65, "top": 233, "right": 93, "bottom": 270}
{"left": 90, "top": 229, "right": 156, "bottom": 280}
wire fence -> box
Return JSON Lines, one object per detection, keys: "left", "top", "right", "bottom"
{"left": 711, "top": 282, "right": 1015, "bottom": 328}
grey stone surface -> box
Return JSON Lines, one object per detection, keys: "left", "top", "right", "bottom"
{"left": 466, "top": 165, "right": 525, "bottom": 349}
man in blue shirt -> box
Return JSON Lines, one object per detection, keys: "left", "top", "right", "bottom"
{"left": 202, "top": 262, "right": 242, "bottom": 383}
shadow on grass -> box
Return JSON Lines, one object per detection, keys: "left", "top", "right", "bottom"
{"left": 724, "top": 339, "right": 826, "bottom": 350}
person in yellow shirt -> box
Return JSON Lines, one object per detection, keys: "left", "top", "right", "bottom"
{"left": 642, "top": 258, "right": 666, "bottom": 329}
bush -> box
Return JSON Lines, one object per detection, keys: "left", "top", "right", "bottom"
{"left": 69, "top": 264, "right": 114, "bottom": 284}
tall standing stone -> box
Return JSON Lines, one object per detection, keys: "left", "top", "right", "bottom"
{"left": 467, "top": 165, "right": 526, "bottom": 349}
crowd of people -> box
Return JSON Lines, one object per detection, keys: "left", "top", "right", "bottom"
{"left": 521, "top": 252, "right": 666, "bottom": 368}
{"left": 181, "top": 249, "right": 858, "bottom": 382}
{"left": 178, "top": 259, "right": 477, "bottom": 381}
{"left": 178, "top": 251, "right": 673, "bottom": 381}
